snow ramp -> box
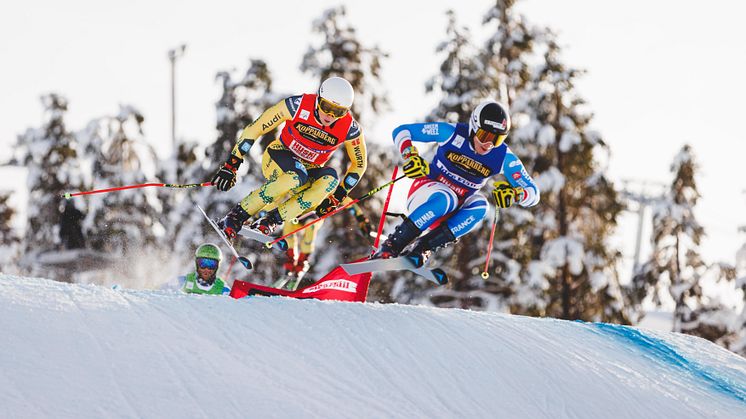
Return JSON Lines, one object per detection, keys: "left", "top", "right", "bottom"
{"left": 1, "top": 275, "right": 745, "bottom": 418}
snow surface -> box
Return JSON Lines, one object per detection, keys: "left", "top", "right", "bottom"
{"left": 2, "top": 275, "right": 746, "bottom": 419}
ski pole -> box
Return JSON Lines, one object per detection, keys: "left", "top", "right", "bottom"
{"left": 63, "top": 182, "right": 214, "bottom": 199}
{"left": 481, "top": 207, "right": 500, "bottom": 280}
{"left": 267, "top": 174, "right": 406, "bottom": 248}
{"left": 373, "top": 167, "right": 399, "bottom": 249}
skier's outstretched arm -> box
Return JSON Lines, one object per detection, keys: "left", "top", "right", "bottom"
{"left": 391, "top": 122, "right": 456, "bottom": 158}
{"left": 212, "top": 98, "right": 293, "bottom": 191}
{"left": 231, "top": 98, "right": 295, "bottom": 160}
{"left": 500, "top": 147, "right": 540, "bottom": 207}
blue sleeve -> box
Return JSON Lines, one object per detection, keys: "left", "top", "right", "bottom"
{"left": 392, "top": 122, "right": 456, "bottom": 147}
{"left": 284, "top": 95, "right": 303, "bottom": 115}
{"left": 501, "top": 147, "right": 540, "bottom": 207}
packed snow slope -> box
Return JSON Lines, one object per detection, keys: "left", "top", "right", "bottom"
{"left": 2, "top": 276, "right": 746, "bottom": 419}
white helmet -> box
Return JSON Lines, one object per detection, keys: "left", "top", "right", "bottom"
{"left": 318, "top": 77, "right": 354, "bottom": 108}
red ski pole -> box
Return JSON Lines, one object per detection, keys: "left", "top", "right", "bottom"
{"left": 63, "top": 182, "right": 214, "bottom": 199}
{"left": 481, "top": 208, "right": 500, "bottom": 279}
{"left": 373, "top": 167, "right": 399, "bottom": 249}
{"left": 267, "top": 174, "right": 406, "bottom": 248}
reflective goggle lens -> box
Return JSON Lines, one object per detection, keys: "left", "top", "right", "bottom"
{"left": 317, "top": 97, "right": 349, "bottom": 118}
{"left": 475, "top": 128, "right": 507, "bottom": 147}
{"left": 197, "top": 258, "right": 218, "bottom": 270}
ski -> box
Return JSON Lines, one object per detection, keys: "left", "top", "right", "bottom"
{"left": 237, "top": 229, "right": 288, "bottom": 251}
{"left": 340, "top": 256, "right": 448, "bottom": 285}
{"left": 196, "top": 204, "right": 253, "bottom": 270}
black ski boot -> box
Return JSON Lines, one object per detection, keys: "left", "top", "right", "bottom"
{"left": 217, "top": 204, "right": 251, "bottom": 239}
{"left": 250, "top": 208, "right": 283, "bottom": 235}
{"left": 401, "top": 223, "right": 458, "bottom": 268}
{"left": 371, "top": 217, "right": 421, "bottom": 259}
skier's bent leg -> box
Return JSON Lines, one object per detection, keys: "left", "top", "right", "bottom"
{"left": 444, "top": 193, "right": 488, "bottom": 239}
{"left": 239, "top": 143, "right": 310, "bottom": 216}
{"left": 276, "top": 167, "right": 339, "bottom": 222}
{"left": 403, "top": 193, "right": 488, "bottom": 262}
{"left": 406, "top": 180, "right": 459, "bottom": 230}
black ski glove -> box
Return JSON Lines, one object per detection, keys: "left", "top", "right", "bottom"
{"left": 212, "top": 155, "right": 242, "bottom": 191}
{"left": 492, "top": 181, "right": 524, "bottom": 208}
{"left": 316, "top": 186, "right": 347, "bottom": 216}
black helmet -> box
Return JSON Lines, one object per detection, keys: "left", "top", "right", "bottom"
{"left": 469, "top": 100, "right": 511, "bottom": 147}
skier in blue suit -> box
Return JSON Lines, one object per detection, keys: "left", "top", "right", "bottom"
{"left": 373, "top": 100, "right": 540, "bottom": 262}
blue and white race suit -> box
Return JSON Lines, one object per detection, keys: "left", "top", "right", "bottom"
{"left": 392, "top": 122, "right": 540, "bottom": 238}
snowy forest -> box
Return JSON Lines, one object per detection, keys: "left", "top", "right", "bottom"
{"left": 2, "top": 2, "right": 745, "bottom": 356}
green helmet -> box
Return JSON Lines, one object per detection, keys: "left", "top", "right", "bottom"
{"left": 195, "top": 243, "right": 222, "bottom": 264}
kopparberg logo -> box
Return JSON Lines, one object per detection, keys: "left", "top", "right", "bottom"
{"left": 294, "top": 122, "right": 338, "bottom": 146}
{"left": 445, "top": 151, "right": 492, "bottom": 177}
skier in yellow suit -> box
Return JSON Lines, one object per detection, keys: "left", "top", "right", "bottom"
{"left": 211, "top": 77, "right": 367, "bottom": 239}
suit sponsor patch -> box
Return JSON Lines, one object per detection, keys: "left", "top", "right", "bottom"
{"left": 289, "top": 140, "right": 321, "bottom": 162}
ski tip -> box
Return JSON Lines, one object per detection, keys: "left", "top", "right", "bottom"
{"left": 432, "top": 268, "right": 448, "bottom": 286}
{"left": 238, "top": 257, "right": 253, "bottom": 270}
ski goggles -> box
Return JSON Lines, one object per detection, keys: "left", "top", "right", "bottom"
{"left": 474, "top": 128, "right": 507, "bottom": 147}
{"left": 317, "top": 97, "right": 349, "bottom": 119}
{"left": 196, "top": 258, "right": 218, "bottom": 270}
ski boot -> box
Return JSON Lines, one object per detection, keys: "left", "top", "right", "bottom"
{"left": 217, "top": 204, "right": 251, "bottom": 239}
{"left": 401, "top": 223, "right": 458, "bottom": 268}
{"left": 250, "top": 208, "right": 283, "bottom": 235}
{"left": 371, "top": 217, "right": 421, "bottom": 259}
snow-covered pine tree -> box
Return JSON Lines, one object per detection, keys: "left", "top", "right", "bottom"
{"left": 634, "top": 145, "right": 706, "bottom": 327}
{"left": 10, "top": 94, "right": 91, "bottom": 279}
{"left": 300, "top": 5, "right": 388, "bottom": 125}
{"left": 482, "top": 0, "right": 537, "bottom": 105}
{"left": 634, "top": 145, "right": 742, "bottom": 347}
{"left": 509, "top": 35, "right": 627, "bottom": 322}
{"left": 0, "top": 192, "right": 20, "bottom": 271}
{"left": 425, "top": 10, "right": 486, "bottom": 123}
{"left": 81, "top": 105, "right": 164, "bottom": 284}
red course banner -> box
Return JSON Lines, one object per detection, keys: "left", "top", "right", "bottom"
{"left": 230, "top": 260, "right": 371, "bottom": 302}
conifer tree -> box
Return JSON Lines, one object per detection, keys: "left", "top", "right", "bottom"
{"left": 301, "top": 5, "right": 388, "bottom": 124}
{"left": 482, "top": 0, "right": 537, "bottom": 104}
{"left": 82, "top": 106, "right": 162, "bottom": 276}
{"left": 0, "top": 192, "right": 20, "bottom": 270}
{"left": 634, "top": 146, "right": 741, "bottom": 343}
{"left": 511, "top": 36, "right": 626, "bottom": 321}
{"left": 11, "top": 94, "right": 90, "bottom": 277}
{"left": 425, "top": 10, "right": 486, "bottom": 122}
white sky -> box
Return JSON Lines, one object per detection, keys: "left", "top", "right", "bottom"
{"left": 1, "top": 0, "right": 745, "bottom": 267}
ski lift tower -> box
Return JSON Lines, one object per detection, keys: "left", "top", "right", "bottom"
{"left": 619, "top": 179, "right": 667, "bottom": 271}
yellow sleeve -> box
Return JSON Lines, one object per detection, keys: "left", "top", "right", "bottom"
{"left": 339, "top": 134, "right": 368, "bottom": 194}
{"left": 230, "top": 99, "right": 293, "bottom": 159}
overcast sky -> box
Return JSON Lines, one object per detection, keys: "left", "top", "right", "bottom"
{"left": 1, "top": 0, "right": 745, "bottom": 267}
